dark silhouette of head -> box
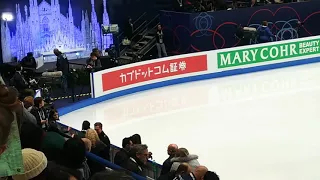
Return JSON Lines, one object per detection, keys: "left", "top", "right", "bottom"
{"left": 82, "top": 120, "right": 90, "bottom": 131}
{"left": 130, "top": 134, "right": 141, "bottom": 144}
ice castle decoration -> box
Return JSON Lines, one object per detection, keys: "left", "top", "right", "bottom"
{"left": 1, "top": 0, "right": 113, "bottom": 62}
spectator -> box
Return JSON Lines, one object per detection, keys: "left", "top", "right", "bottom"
{"left": 114, "top": 137, "right": 133, "bottom": 167}
{"left": 130, "top": 134, "right": 153, "bottom": 159}
{"left": 47, "top": 161, "right": 82, "bottom": 180}
{"left": 175, "top": 166, "right": 208, "bottom": 180}
{"left": 54, "top": 48, "right": 69, "bottom": 93}
{"left": 94, "top": 122, "right": 111, "bottom": 160}
{"left": 21, "top": 52, "right": 37, "bottom": 70}
{"left": 47, "top": 109, "right": 71, "bottom": 139}
{"left": 170, "top": 148, "right": 200, "bottom": 172}
{"left": 86, "top": 53, "right": 102, "bottom": 72}
{"left": 158, "top": 163, "right": 191, "bottom": 180}
{"left": 258, "top": 21, "right": 275, "bottom": 43}
{"left": 20, "top": 52, "right": 37, "bottom": 79}
{"left": 0, "top": 107, "right": 13, "bottom": 155}
{"left": 0, "top": 85, "right": 24, "bottom": 131}
{"left": 20, "top": 121, "right": 44, "bottom": 150}
{"left": 48, "top": 109, "right": 59, "bottom": 124}
{"left": 58, "top": 138, "right": 90, "bottom": 180}
{"left": 130, "top": 134, "right": 142, "bottom": 144}
{"left": 85, "top": 129, "right": 109, "bottom": 174}
{"left": 92, "top": 48, "right": 101, "bottom": 58}
{"left": 18, "top": 97, "right": 37, "bottom": 125}
{"left": 30, "top": 97, "right": 48, "bottom": 129}
{"left": 77, "top": 120, "right": 91, "bottom": 138}
{"left": 41, "top": 131, "right": 66, "bottom": 161}
{"left": 161, "top": 144, "right": 178, "bottom": 175}
{"left": 176, "top": 163, "right": 192, "bottom": 176}
{"left": 23, "top": 96, "right": 34, "bottom": 111}
{"left": 12, "top": 148, "right": 48, "bottom": 180}
{"left": 156, "top": 24, "right": 168, "bottom": 58}
{"left": 21, "top": 100, "right": 37, "bottom": 125}
{"left": 123, "top": 144, "right": 149, "bottom": 177}
{"left": 10, "top": 64, "right": 29, "bottom": 93}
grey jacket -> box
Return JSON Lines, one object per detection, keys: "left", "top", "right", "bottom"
{"left": 22, "top": 106, "right": 37, "bottom": 125}
{"left": 170, "top": 155, "right": 200, "bottom": 172}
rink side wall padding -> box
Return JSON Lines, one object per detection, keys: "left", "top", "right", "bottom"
{"left": 59, "top": 35, "right": 320, "bottom": 116}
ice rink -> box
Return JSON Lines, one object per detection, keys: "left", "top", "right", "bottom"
{"left": 60, "top": 63, "right": 320, "bottom": 180}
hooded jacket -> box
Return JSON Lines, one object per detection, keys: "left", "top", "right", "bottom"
{"left": 170, "top": 155, "right": 200, "bottom": 172}
{"left": 258, "top": 25, "right": 274, "bottom": 42}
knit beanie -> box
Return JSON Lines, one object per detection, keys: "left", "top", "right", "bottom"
{"left": 13, "top": 148, "right": 48, "bottom": 180}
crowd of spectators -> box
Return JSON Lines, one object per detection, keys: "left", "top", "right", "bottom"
{"left": 0, "top": 81, "right": 219, "bottom": 180}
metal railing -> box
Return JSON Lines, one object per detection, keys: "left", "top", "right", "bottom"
{"left": 57, "top": 122, "right": 163, "bottom": 179}
{"left": 120, "top": 14, "right": 160, "bottom": 57}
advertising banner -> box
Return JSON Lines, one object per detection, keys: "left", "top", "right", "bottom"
{"left": 101, "top": 55, "right": 208, "bottom": 92}
{"left": 218, "top": 38, "right": 320, "bottom": 68}
{"left": 92, "top": 35, "right": 320, "bottom": 98}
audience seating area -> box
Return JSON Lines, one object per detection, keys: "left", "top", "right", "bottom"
{"left": 0, "top": 84, "right": 218, "bottom": 180}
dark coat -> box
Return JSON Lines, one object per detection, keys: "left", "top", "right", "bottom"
{"left": 123, "top": 157, "right": 146, "bottom": 177}
{"left": 86, "top": 58, "right": 102, "bottom": 72}
{"left": 30, "top": 107, "right": 48, "bottom": 129}
{"left": 160, "top": 155, "right": 175, "bottom": 175}
{"left": 97, "top": 131, "right": 110, "bottom": 160}
{"left": 87, "top": 141, "right": 109, "bottom": 175}
{"left": 21, "top": 56, "right": 37, "bottom": 69}
{"left": 56, "top": 54, "right": 69, "bottom": 75}
{"left": 11, "top": 72, "right": 28, "bottom": 91}
{"left": 114, "top": 148, "right": 130, "bottom": 167}
{"left": 157, "top": 171, "right": 176, "bottom": 180}
{"left": 47, "top": 120, "right": 71, "bottom": 139}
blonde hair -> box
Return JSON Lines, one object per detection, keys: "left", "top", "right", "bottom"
{"left": 81, "top": 138, "right": 92, "bottom": 152}
{"left": 85, "top": 129, "right": 100, "bottom": 148}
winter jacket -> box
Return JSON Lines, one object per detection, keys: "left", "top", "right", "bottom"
{"left": 170, "top": 155, "right": 200, "bottom": 172}
{"left": 258, "top": 25, "right": 274, "bottom": 42}
{"left": 161, "top": 155, "right": 175, "bottom": 175}
{"left": 22, "top": 106, "right": 37, "bottom": 125}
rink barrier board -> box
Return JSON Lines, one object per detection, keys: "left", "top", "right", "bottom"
{"left": 91, "top": 35, "right": 320, "bottom": 98}
{"left": 58, "top": 55, "right": 320, "bottom": 116}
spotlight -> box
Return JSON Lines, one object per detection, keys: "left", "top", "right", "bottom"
{"left": 1, "top": 12, "right": 14, "bottom": 21}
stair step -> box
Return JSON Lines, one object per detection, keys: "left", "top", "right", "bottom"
{"left": 144, "top": 35, "right": 154, "bottom": 39}
{"left": 132, "top": 44, "right": 141, "bottom": 50}
{"left": 119, "top": 55, "right": 133, "bottom": 60}
{"left": 126, "top": 51, "right": 135, "bottom": 55}
{"left": 139, "top": 41, "right": 148, "bottom": 45}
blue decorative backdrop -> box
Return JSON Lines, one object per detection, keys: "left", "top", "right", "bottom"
{"left": 160, "top": 1, "right": 320, "bottom": 54}
{"left": 1, "top": 0, "right": 113, "bottom": 62}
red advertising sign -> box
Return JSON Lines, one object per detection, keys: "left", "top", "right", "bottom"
{"left": 102, "top": 55, "right": 208, "bottom": 91}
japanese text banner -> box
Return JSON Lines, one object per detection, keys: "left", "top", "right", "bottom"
{"left": 102, "top": 55, "right": 208, "bottom": 91}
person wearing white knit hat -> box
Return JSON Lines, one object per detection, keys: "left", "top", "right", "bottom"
{"left": 13, "top": 148, "right": 48, "bottom": 180}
